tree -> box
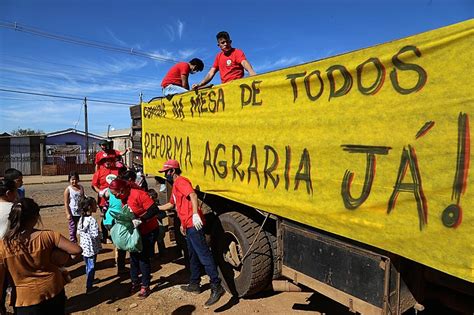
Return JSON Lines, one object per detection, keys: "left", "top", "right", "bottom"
{"left": 10, "top": 128, "right": 45, "bottom": 136}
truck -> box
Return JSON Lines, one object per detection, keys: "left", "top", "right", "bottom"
{"left": 130, "top": 19, "right": 473, "bottom": 314}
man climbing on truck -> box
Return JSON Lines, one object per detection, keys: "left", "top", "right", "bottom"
{"left": 161, "top": 58, "right": 204, "bottom": 96}
{"left": 192, "top": 31, "right": 256, "bottom": 89}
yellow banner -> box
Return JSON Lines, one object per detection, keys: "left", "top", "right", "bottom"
{"left": 143, "top": 20, "right": 474, "bottom": 282}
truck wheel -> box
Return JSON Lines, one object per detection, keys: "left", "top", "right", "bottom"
{"left": 265, "top": 230, "right": 280, "bottom": 279}
{"left": 212, "top": 211, "right": 273, "bottom": 297}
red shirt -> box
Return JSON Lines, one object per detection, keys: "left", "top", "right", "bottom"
{"left": 171, "top": 176, "right": 204, "bottom": 229}
{"left": 161, "top": 62, "right": 190, "bottom": 88}
{"left": 213, "top": 48, "right": 246, "bottom": 83}
{"left": 95, "top": 149, "right": 122, "bottom": 167}
{"left": 91, "top": 167, "right": 119, "bottom": 206}
{"left": 127, "top": 188, "right": 158, "bottom": 235}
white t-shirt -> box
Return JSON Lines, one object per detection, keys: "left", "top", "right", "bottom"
{"left": 0, "top": 201, "right": 13, "bottom": 239}
{"left": 67, "top": 185, "right": 84, "bottom": 217}
{"left": 78, "top": 216, "right": 101, "bottom": 257}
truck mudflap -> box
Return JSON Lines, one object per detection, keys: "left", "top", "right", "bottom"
{"left": 280, "top": 220, "right": 416, "bottom": 315}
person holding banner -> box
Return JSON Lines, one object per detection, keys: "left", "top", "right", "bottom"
{"left": 161, "top": 58, "right": 204, "bottom": 96}
{"left": 192, "top": 31, "right": 256, "bottom": 89}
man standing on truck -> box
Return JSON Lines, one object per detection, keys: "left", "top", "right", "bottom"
{"left": 192, "top": 31, "right": 256, "bottom": 89}
{"left": 161, "top": 58, "right": 204, "bottom": 96}
{"left": 155, "top": 159, "right": 225, "bottom": 307}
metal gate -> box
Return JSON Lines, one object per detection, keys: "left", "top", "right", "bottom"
{"left": 45, "top": 145, "right": 96, "bottom": 175}
{"left": 0, "top": 136, "right": 42, "bottom": 175}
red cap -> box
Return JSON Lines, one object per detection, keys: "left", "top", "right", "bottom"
{"left": 109, "top": 178, "right": 129, "bottom": 190}
{"left": 159, "top": 159, "right": 180, "bottom": 172}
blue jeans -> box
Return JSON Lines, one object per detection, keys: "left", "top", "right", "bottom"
{"left": 186, "top": 227, "right": 220, "bottom": 287}
{"left": 163, "top": 84, "right": 188, "bottom": 96}
{"left": 84, "top": 255, "right": 97, "bottom": 289}
{"left": 130, "top": 231, "right": 155, "bottom": 287}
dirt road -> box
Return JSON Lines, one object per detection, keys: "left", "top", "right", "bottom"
{"left": 24, "top": 182, "right": 351, "bottom": 315}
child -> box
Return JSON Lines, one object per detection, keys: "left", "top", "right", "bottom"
{"left": 77, "top": 196, "right": 102, "bottom": 294}
{"left": 4, "top": 168, "right": 24, "bottom": 198}
{"left": 63, "top": 171, "right": 84, "bottom": 243}
{"left": 0, "top": 179, "right": 17, "bottom": 239}
{"left": 147, "top": 189, "right": 167, "bottom": 258}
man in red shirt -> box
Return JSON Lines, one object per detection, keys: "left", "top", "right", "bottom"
{"left": 193, "top": 31, "right": 256, "bottom": 88}
{"left": 156, "top": 159, "right": 225, "bottom": 307}
{"left": 95, "top": 139, "right": 125, "bottom": 171}
{"left": 161, "top": 58, "right": 204, "bottom": 96}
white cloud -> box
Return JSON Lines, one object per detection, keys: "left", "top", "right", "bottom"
{"left": 164, "top": 19, "right": 185, "bottom": 41}
{"left": 105, "top": 28, "right": 128, "bottom": 47}
{"left": 105, "top": 28, "right": 142, "bottom": 50}
{"left": 178, "top": 48, "right": 197, "bottom": 60}
{"left": 177, "top": 20, "right": 184, "bottom": 39}
{"left": 0, "top": 102, "right": 82, "bottom": 127}
{"left": 254, "top": 56, "right": 304, "bottom": 73}
{"left": 0, "top": 56, "right": 161, "bottom": 134}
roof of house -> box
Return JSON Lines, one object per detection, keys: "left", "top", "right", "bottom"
{"left": 46, "top": 128, "right": 104, "bottom": 140}
{"left": 102, "top": 128, "right": 131, "bottom": 138}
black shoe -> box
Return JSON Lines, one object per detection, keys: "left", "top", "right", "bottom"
{"left": 204, "top": 285, "right": 225, "bottom": 307}
{"left": 180, "top": 283, "right": 201, "bottom": 294}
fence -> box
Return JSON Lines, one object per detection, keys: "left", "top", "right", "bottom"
{"left": 0, "top": 143, "right": 41, "bottom": 176}
{"left": 44, "top": 147, "right": 97, "bottom": 175}
{"left": 0, "top": 144, "right": 97, "bottom": 176}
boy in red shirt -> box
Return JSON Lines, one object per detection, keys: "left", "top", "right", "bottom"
{"left": 156, "top": 160, "right": 225, "bottom": 307}
{"left": 161, "top": 58, "right": 204, "bottom": 96}
{"left": 193, "top": 31, "right": 256, "bottom": 88}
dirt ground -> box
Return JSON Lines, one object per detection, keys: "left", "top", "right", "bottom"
{"left": 23, "top": 182, "right": 351, "bottom": 315}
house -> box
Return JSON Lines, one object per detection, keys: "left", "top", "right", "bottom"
{"left": 46, "top": 128, "right": 104, "bottom": 150}
{"left": 44, "top": 128, "right": 105, "bottom": 175}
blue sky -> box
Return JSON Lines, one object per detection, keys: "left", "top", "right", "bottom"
{"left": 0, "top": 0, "right": 472, "bottom": 135}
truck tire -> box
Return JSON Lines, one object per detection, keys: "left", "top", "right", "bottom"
{"left": 264, "top": 230, "right": 280, "bottom": 279}
{"left": 212, "top": 211, "right": 273, "bottom": 297}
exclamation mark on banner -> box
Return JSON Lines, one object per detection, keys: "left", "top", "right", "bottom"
{"left": 442, "top": 113, "right": 470, "bottom": 228}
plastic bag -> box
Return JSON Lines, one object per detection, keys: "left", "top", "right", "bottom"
{"left": 109, "top": 204, "right": 142, "bottom": 252}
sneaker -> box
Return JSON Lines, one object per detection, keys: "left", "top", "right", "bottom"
{"left": 204, "top": 285, "right": 225, "bottom": 307}
{"left": 137, "top": 286, "right": 150, "bottom": 299}
{"left": 86, "top": 286, "right": 100, "bottom": 295}
{"left": 130, "top": 283, "right": 140, "bottom": 294}
{"left": 180, "top": 283, "right": 201, "bottom": 294}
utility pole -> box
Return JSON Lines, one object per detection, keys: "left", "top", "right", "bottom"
{"left": 84, "top": 97, "right": 89, "bottom": 163}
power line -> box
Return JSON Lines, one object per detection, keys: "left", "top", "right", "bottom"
{"left": 74, "top": 103, "right": 83, "bottom": 130}
{"left": 0, "top": 88, "right": 137, "bottom": 106}
{"left": 0, "top": 67, "right": 158, "bottom": 94}
{"left": 0, "top": 96, "right": 65, "bottom": 102}
{"left": 0, "top": 20, "right": 178, "bottom": 64}
{"left": 1, "top": 53, "right": 160, "bottom": 81}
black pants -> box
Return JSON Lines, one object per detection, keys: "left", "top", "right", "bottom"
{"left": 15, "top": 290, "right": 66, "bottom": 315}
